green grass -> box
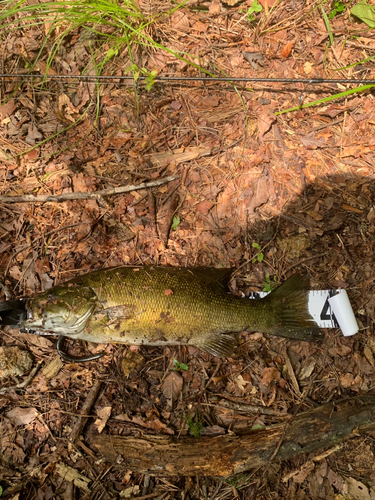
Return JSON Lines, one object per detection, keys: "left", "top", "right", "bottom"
{"left": 262, "top": 274, "right": 280, "bottom": 293}
{"left": 0, "top": 0, "right": 211, "bottom": 82}
{"left": 276, "top": 83, "right": 375, "bottom": 115}
{"left": 0, "top": 0, "right": 215, "bottom": 154}
{"left": 183, "top": 411, "right": 204, "bottom": 438}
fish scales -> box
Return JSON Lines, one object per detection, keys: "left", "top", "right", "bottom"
{"left": 22, "top": 266, "right": 322, "bottom": 357}
{"left": 79, "top": 267, "right": 274, "bottom": 339}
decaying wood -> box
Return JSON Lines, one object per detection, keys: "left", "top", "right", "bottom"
{"left": 145, "top": 145, "right": 212, "bottom": 167}
{"left": 0, "top": 176, "right": 177, "bottom": 204}
{"left": 92, "top": 396, "right": 375, "bottom": 478}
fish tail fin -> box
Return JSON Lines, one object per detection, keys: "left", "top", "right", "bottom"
{"left": 267, "top": 274, "right": 322, "bottom": 341}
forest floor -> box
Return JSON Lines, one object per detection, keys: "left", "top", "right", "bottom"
{"left": 1, "top": 0, "right": 375, "bottom": 498}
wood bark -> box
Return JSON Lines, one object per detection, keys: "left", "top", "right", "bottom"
{"left": 92, "top": 395, "right": 375, "bottom": 478}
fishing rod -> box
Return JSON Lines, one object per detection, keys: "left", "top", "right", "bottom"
{"left": 0, "top": 74, "right": 374, "bottom": 85}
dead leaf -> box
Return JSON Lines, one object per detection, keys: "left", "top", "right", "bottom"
{"left": 341, "top": 146, "right": 372, "bottom": 158}
{"left": 328, "top": 344, "right": 352, "bottom": 357}
{"left": 234, "top": 374, "right": 251, "bottom": 393}
{"left": 170, "top": 100, "right": 182, "bottom": 110}
{"left": 18, "top": 334, "right": 54, "bottom": 357}
{"left": 195, "top": 200, "right": 214, "bottom": 215}
{"left": 261, "top": 367, "right": 280, "bottom": 386}
{"left": 40, "top": 272, "right": 54, "bottom": 291}
{"left": 157, "top": 192, "right": 180, "bottom": 246}
{"left": 201, "top": 425, "right": 226, "bottom": 436}
{"left": 364, "top": 345, "right": 375, "bottom": 367}
{"left": 6, "top": 407, "right": 38, "bottom": 425}
{"left": 281, "top": 41, "right": 294, "bottom": 58}
{"left": 131, "top": 415, "right": 174, "bottom": 435}
{"left": 145, "top": 145, "right": 212, "bottom": 167}
{"left": 193, "top": 20, "right": 207, "bottom": 32}
{"left": 172, "top": 11, "right": 190, "bottom": 31}
{"left": 164, "top": 289, "right": 174, "bottom": 296}
{"left": 248, "top": 177, "right": 269, "bottom": 213}
{"left": 340, "top": 373, "right": 354, "bottom": 388}
{"left": 292, "top": 461, "right": 315, "bottom": 483}
{"left": 0, "top": 98, "right": 17, "bottom": 120}
{"left": 300, "top": 132, "right": 326, "bottom": 149}
{"left": 25, "top": 124, "right": 43, "bottom": 145}
{"left": 35, "top": 258, "right": 51, "bottom": 274}
{"left": 259, "top": 0, "right": 278, "bottom": 6}
{"left": 120, "top": 485, "right": 140, "bottom": 498}
{"left": 95, "top": 406, "right": 112, "bottom": 433}
{"left": 299, "top": 361, "right": 316, "bottom": 380}
{"left": 257, "top": 110, "right": 276, "bottom": 138}
{"left": 346, "top": 476, "right": 375, "bottom": 500}
{"left": 304, "top": 61, "right": 313, "bottom": 75}
{"left": 162, "top": 371, "right": 183, "bottom": 405}
{"left": 26, "top": 149, "right": 40, "bottom": 161}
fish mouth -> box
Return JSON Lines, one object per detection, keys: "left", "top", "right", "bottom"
{"left": 24, "top": 303, "right": 95, "bottom": 336}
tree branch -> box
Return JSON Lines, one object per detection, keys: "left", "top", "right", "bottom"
{"left": 0, "top": 176, "right": 178, "bottom": 204}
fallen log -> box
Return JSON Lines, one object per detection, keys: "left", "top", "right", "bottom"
{"left": 92, "top": 395, "right": 375, "bottom": 478}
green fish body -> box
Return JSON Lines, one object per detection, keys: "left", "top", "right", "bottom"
{"left": 23, "top": 266, "right": 321, "bottom": 357}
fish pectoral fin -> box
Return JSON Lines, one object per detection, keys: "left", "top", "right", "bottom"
{"left": 191, "top": 334, "right": 237, "bottom": 357}
{"left": 103, "top": 304, "right": 137, "bottom": 321}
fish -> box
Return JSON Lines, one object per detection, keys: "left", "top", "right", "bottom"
{"left": 1, "top": 266, "right": 321, "bottom": 357}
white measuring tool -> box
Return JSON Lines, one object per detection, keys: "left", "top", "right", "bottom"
{"left": 247, "top": 289, "right": 358, "bottom": 337}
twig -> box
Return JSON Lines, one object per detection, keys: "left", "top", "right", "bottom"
{"left": 37, "top": 413, "right": 57, "bottom": 442}
{"left": 70, "top": 380, "right": 102, "bottom": 443}
{"left": 282, "top": 444, "right": 343, "bottom": 482}
{"left": 283, "top": 252, "right": 328, "bottom": 274}
{"left": 209, "top": 396, "right": 287, "bottom": 417}
{"left": 312, "top": 117, "right": 344, "bottom": 132}
{"left": 135, "top": 493, "right": 164, "bottom": 500}
{"left": 0, "top": 176, "right": 178, "bottom": 204}
{"left": 0, "top": 360, "right": 43, "bottom": 394}
{"left": 202, "top": 361, "right": 221, "bottom": 391}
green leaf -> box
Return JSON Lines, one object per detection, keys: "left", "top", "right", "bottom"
{"left": 321, "top": 7, "right": 334, "bottom": 46}
{"left": 171, "top": 215, "right": 181, "bottom": 230}
{"left": 251, "top": 424, "right": 265, "bottom": 431}
{"left": 173, "top": 358, "right": 188, "bottom": 371}
{"left": 351, "top": 0, "right": 375, "bottom": 28}
{"left": 105, "top": 47, "right": 118, "bottom": 61}
{"left": 252, "top": 242, "right": 260, "bottom": 249}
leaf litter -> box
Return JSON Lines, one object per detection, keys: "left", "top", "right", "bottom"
{"left": 1, "top": 0, "right": 375, "bottom": 498}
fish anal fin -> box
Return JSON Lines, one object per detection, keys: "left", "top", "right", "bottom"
{"left": 191, "top": 333, "right": 237, "bottom": 357}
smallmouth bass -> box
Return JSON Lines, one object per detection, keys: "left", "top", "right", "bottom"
{"left": 15, "top": 266, "right": 321, "bottom": 357}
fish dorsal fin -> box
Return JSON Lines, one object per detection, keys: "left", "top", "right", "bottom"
{"left": 187, "top": 267, "right": 234, "bottom": 288}
{"left": 190, "top": 333, "right": 237, "bottom": 357}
